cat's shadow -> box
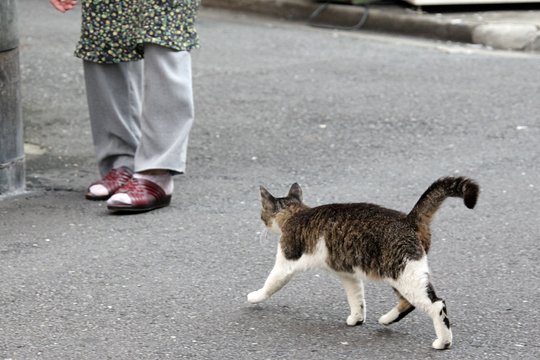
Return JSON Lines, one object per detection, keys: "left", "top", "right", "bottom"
{"left": 240, "top": 304, "right": 424, "bottom": 350}
{"left": 242, "top": 304, "right": 406, "bottom": 335}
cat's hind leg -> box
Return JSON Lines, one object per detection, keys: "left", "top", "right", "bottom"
{"left": 423, "top": 283, "right": 452, "bottom": 350}
{"left": 338, "top": 273, "right": 366, "bottom": 326}
{"left": 248, "top": 246, "right": 296, "bottom": 304}
{"left": 391, "top": 259, "right": 452, "bottom": 350}
{"left": 378, "top": 288, "right": 415, "bottom": 325}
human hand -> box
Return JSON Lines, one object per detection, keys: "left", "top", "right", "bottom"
{"left": 49, "top": 0, "right": 77, "bottom": 13}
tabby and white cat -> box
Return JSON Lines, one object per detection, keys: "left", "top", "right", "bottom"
{"left": 248, "top": 176, "right": 479, "bottom": 349}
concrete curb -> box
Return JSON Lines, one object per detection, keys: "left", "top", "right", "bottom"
{"left": 472, "top": 23, "right": 540, "bottom": 51}
{"left": 201, "top": 0, "right": 540, "bottom": 52}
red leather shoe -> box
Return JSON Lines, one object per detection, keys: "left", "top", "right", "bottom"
{"left": 107, "top": 177, "right": 172, "bottom": 213}
{"left": 85, "top": 167, "right": 133, "bottom": 201}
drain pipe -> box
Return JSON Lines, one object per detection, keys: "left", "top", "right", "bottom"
{"left": 0, "top": 0, "right": 25, "bottom": 195}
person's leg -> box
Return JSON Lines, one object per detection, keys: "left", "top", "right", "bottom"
{"left": 84, "top": 60, "right": 143, "bottom": 175}
{"left": 83, "top": 60, "right": 143, "bottom": 197}
{"left": 108, "top": 44, "right": 194, "bottom": 208}
{"left": 137, "top": 44, "right": 194, "bottom": 175}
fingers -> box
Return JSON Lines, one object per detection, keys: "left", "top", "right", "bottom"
{"left": 65, "top": 0, "right": 78, "bottom": 11}
{"left": 50, "top": 0, "right": 66, "bottom": 12}
{"left": 49, "top": 0, "right": 77, "bottom": 13}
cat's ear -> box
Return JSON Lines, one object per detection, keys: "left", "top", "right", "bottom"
{"left": 260, "top": 186, "right": 276, "bottom": 209}
{"left": 288, "top": 183, "right": 303, "bottom": 202}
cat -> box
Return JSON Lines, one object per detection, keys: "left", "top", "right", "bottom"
{"left": 247, "top": 176, "right": 479, "bottom": 350}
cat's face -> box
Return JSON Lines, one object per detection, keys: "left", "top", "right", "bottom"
{"left": 260, "top": 183, "right": 303, "bottom": 233}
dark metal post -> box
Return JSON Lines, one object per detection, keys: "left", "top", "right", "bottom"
{"left": 0, "top": 0, "right": 25, "bottom": 195}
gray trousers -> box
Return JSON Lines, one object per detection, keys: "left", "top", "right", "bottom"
{"left": 83, "top": 44, "right": 194, "bottom": 176}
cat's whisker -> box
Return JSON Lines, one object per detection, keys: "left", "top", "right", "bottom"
{"left": 258, "top": 227, "right": 269, "bottom": 247}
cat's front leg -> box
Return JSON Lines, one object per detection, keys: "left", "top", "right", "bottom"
{"left": 339, "top": 274, "right": 366, "bottom": 326}
{"left": 248, "top": 250, "right": 296, "bottom": 304}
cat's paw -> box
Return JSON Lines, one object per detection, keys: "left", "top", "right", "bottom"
{"left": 346, "top": 314, "right": 364, "bottom": 326}
{"left": 247, "top": 290, "right": 268, "bottom": 304}
{"left": 378, "top": 310, "right": 398, "bottom": 326}
{"left": 432, "top": 338, "right": 452, "bottom": 350}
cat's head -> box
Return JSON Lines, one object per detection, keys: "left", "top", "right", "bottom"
{"left": 259, "top": 183, "right": 305, "bottom": 234}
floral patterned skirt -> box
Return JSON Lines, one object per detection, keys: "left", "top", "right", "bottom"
{"left": 75, "top": 0, "right": 200, "bottom": 64}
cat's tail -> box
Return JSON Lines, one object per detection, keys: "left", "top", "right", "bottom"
{"left": 407, "top": 176, "right": 480, "bottom": 230}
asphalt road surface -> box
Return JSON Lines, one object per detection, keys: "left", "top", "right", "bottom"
{"left": 1, "top": 1, "right": 539, "bottom": 359}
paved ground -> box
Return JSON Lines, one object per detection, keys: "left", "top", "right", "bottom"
{"left": 1, "top": 1, "right": 540, "bottom": 359}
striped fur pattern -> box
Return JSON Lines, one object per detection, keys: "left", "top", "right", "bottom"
{"left": 248, "top": 177, "right": 479, "bottom": 349}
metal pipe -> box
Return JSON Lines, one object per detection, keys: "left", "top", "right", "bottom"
{"left": 0, "top": 0, "right": 25, "bottom": 195}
